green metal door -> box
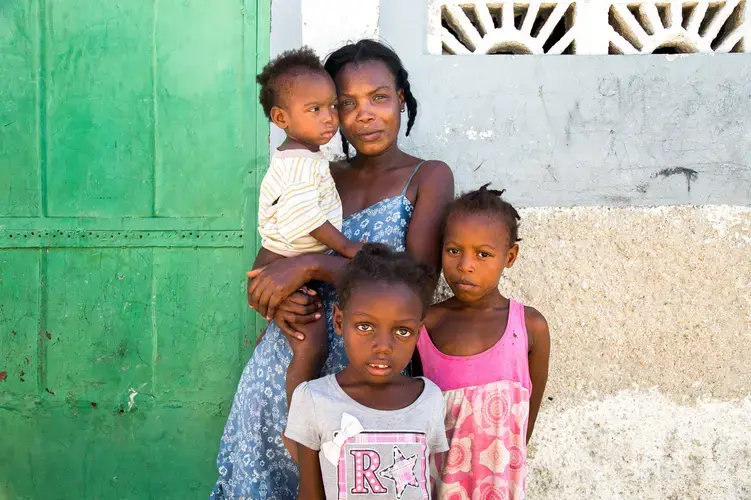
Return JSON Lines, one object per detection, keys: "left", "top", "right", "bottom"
{"left": 0, "top": 1, "right": 269, "bottom": 497}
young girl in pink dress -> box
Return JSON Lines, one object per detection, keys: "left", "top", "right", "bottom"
{"left": 415, "top": 185, "right": 551, "bottom": 500}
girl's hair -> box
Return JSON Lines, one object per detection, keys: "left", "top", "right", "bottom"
{"left": 446, "top": 183, "right": 521, "bottom": 245}
{"left": 336, "top": 243, "right": 434, "bottom": 315}
{"left": 256, "top": 46, "right": 325, "bottom": 120}
{"left": 324, "top": 40, "right": 418, "bottom": 160}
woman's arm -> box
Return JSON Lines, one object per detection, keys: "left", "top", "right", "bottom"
{"left": 525, "top": 306, "right": 551, "bottom": 443}
{"left": 247, "top": 252, "right": 350, "bottom": 320}
{"left": 248, "top": 160, "right": 454, "bottom": 317}
{"left": 405, "top": 161, "right": 455, "bottom": 272}
{"left": 297, "top": 445, "right": 326, "bottom": 500}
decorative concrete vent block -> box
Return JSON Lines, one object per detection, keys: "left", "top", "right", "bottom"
{"left": 428, "top": 0, "right": 748, "bottom": 53}
{"left": 608, "top": 0, "right": 747, "bottom": 53}
{"left": 430, "top": 1, "right": 578, "bottom": 54}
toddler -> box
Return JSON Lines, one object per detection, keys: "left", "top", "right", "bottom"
{"left": 256, "top": 47, "right": 362, "bottom": 259}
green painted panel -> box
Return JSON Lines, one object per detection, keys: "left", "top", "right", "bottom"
{"left": 0, "top": 0, "right": 40, "bottom": 216}
{"left": 0, "top": 405, "right": 227, "bottom": 499}
{"left": 44, "top": 249, "right": 154, "bottom": 408}
{"left": 0, "top": 250, "right": 40, "bottom": 401}
{"left": 45, "top": 0, "right": 154, "bottom": 217}
{"left": 0, "top": 0, "right": 269, "bottom": 496}
{"left": 155, "top": 0, "right": 246, "bottom": 218}
{"left": 153, "top": 248, "right": 245, "bottom": 403}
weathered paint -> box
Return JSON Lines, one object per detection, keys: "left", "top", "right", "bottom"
{"left": 0, "top": 0, "right": 270, "bottom": 497}
{"left": 381, "top": 0, "right": 751, "bottom": 207}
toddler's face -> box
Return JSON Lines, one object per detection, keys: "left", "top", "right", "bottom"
{"left": 278, "top": 72, "right": 339, "bottom": 147}
{"left": 334, "top": 283, "right": 423, "bottom": 384}
{"left": 442, "top": 213, "right": 519, "bottom": 302}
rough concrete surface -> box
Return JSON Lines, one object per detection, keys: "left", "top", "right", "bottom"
{"left": 527, "top": 391, "right": 751, "bottom": 499}
{"left": 440, "top": 205, "right": 751, "bottom": 498}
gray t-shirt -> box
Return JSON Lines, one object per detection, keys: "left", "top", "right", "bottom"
{"left": 285, "top": 374, "right": 449, "bottom": 500}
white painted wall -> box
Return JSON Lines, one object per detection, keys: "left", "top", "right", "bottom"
{"left": 301, "top": 0, "right": 380, "bottom": 57}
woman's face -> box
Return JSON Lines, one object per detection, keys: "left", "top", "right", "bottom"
{"left": 335, "top": 60, "right": 405, "bottom": 157}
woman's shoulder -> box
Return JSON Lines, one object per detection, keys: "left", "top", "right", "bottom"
{"left": 414, "top": 159, "right": 453, "bottom": 184}
{"left": 412, "top": 159, "right": 454, "bottom": 205}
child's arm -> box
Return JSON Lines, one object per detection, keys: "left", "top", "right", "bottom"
{"left": 310, "top": 222, "right": 362, "bottom": 258}
{"left": 284, "top": 379, "right": 325, "bottom": 473}
{"left": 525, "top": 306, "right": 551, "bottom": 444}
{"left": 297, "top": 444, "right": 326, "bottom": 500}
{"left": 286, "top": 316, "right": 328, "bottom": 406}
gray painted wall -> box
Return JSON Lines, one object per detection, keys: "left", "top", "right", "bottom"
{"left": 271, "top": 1, "right": 751, "bottom": 207}
{"left": 381, "top": 0, "right": 751, "bottom": 207}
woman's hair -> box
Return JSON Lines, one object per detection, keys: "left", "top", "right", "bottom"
{"left": 324, "top": 40, "right": 418, "bottom": 159}
{"left": 336, "top": 243, "right": 434, "bottom": 315}
{"left": 446, "top": 184, "right": 521, "bottom": 245}
{"left": 256, "top": 46, "right": 325, "bottom": 120}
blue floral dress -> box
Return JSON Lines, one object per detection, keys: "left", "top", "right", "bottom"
{"left": 211, "top": 164, "right": 424, "bottom": 499}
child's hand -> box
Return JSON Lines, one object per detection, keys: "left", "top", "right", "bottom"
{"left": 273, "top": 290, "right": 322, "bottom": 341}
{"left": 288, "top": 314, "right": 328, "bottom": 362}
{"left": 287, "top": 315, "right": 329, "bottom": 379}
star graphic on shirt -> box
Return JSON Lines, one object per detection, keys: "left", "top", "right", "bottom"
{"left": 378, "top": 445, "right": 420, "bottom": 499}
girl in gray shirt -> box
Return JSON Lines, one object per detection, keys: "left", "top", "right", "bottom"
{"left": 285, "top": 244, "right": 449, "bottom": 499}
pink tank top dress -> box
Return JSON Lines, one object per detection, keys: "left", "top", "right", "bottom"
{"left": 417, "top": 298, "right": 532, "bottom": 500}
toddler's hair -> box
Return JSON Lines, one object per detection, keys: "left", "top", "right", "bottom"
{"left": 446, "top": 183, "right": 521, "bottom": 244}
{"left": 324, "top": 40, "right": 418, "bottom": 160}
{"left": 256, "top": 46, "right": 326, "bottom": 120}
{"left": 336, "top": 243, "right": 434, "bottom": 315}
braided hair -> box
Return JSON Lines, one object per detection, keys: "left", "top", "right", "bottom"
{"left": 447, "top": 184, "right": 521, "bottom": 245}
{"left": 324, "top": 40, "right": 418, "bottom": 160}
{"left": 336, "top": 243, "right": 435, "bottom": 316}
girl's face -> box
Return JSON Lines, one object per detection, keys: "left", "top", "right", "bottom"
{"left": 334, "top": 60, "right": 405, "bottom": 157}
{"left": 442, "top": 212, "right": 519, "bottom": 303}
{"left": 333, "top": 282, "right": 422, "bottom": 384}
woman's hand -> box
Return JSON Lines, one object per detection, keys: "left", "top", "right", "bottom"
{"left": 246, "top": 255, "right": 314, "bottom": 319}
{"left": 273, "top": 290, "right": 323, "bottom": 342}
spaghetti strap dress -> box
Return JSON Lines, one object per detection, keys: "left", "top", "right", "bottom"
{"left": 211, "top": 163, "right": 425, "bottom": 499}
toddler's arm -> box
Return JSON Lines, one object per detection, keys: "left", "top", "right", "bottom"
{"left": 310, "top": 222, "right": 362, "bottom": 258}
{"left": 297, "top": 445, "right": 326, "bottom": 500}
{"left": 525, "top": 306, "right": 550, "bottom": 443}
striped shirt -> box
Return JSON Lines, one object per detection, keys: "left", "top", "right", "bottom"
{"left": 258, "top": 149, "right": 343, "bottom": 257}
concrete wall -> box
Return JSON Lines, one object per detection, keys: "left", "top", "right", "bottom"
{"left": 275, "top": 1, "right": 751, "bottom": 498}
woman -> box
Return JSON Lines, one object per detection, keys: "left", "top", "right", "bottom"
{"left": 211, "top": 40, "right": 454, "bottom": 499}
